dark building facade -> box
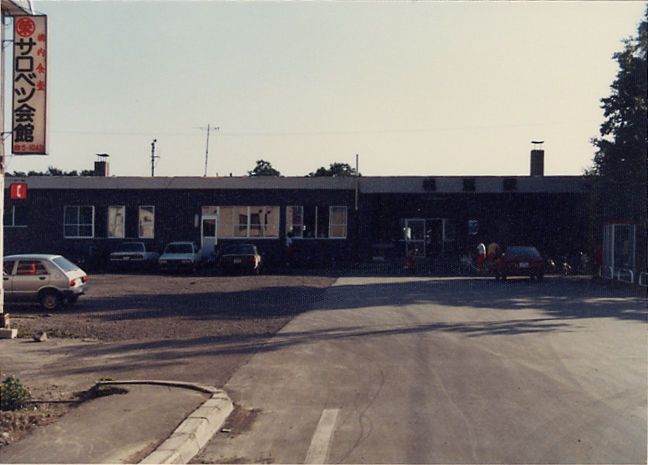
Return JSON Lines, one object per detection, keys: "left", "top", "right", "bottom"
{"left": 3, "top": 173, "right": 589, "bottom": 270}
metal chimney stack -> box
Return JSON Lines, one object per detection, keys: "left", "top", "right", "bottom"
{"left": 530, "top": 141, "right": 544, "bottom": 176}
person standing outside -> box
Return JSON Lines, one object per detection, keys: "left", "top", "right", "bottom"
{"left": 487, "top": 242, "right": 501, "bottom": 271}
{"left": 284, "top": 232, "right": 294, "bottom": 267}
{"left": 477, "top": 242, "right": 487, "bottom": 271}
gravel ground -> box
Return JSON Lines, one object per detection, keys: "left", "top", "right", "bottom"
{"left": 1, "top": 272, "right": 335, "bottom": 449}
{"left": 5, "top": 272, "right": 335, "bottom": 341}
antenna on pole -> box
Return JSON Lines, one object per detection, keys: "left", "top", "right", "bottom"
{"left": 198, "top": 124, "right": 219, "bottom": 177}
{"left": 151, "top": 139, "right": 159, "bottom": 176}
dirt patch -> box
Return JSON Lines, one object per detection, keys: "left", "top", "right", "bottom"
{"left": 6, "top": 273, "right": 335, "bottom": 342}
{"left": 219, "top": 405, "right": 262, "bottom": 438}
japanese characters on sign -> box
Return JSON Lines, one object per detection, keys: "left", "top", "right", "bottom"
{"left": 12, "top": 15, "right": 47, "bottom": 155}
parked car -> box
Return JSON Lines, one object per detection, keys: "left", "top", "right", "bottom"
{"left": 109, "top": 242, "right": 159, "bottom": 270}
{"left": 494, "top": 246, "right": 545, "bottom": 281}
{"left": 3, "top": 254, "right": 88, "bottom": 310}
{"left": 218, "top": 244, "right": 262, "bottom": 274}
{"left": 158, "top": 242, "right": 201, "bottom": 273}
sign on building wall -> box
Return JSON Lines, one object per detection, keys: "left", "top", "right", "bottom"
{"left": 12, "top": 14, "right": 47, "bottom": 155}
{"left": 10, "top": 183, "right": 27, "bottom": 199}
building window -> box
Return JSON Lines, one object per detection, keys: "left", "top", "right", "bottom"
{"left": 139, "top": 206, "right": 155, "bottom": 238}
{"left": 249, "top": 206, "right": 279, "bottom": 238}
{"left": 329, "top": 206, "right": 347, "bottom": 238}
{"left": 108, "top": 206, "right": 125, "bottom": 238}
{"left": 217, "top": 206, "right": 279, "bottom": 239}
{"left": 64, "top": 206, "right": 95, "bottom": 238}
{"left": 286, "top": 206, "right": 304, "bottom": 238}
{"left": 303, "top": 206, "right": 347, "bottom": 239}
{"left": 4, "top": 205, "right": 27, "bottom": 227}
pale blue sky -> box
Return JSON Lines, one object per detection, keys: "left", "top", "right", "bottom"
{"left": 4, "top": 0, "right": 646, "bottom": 177}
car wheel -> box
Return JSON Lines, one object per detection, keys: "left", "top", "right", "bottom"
{"left": 39, "top": 290, "right": 61, "bottom": 310}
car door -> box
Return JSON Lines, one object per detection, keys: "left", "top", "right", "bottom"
{"left": 3, "top": 260, "right": 16, "bottom": 297}
{"left": 13, "top": 259, "right": 50, "bottom": 300}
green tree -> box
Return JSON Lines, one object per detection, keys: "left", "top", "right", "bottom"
{"left": 588, "top": 6, "right": 647, "bottom": 273}
{"left": 308, "top": 162, "right": 358, "bottom": 177}
{"left": 247, "top": 160, "right": 281, "bottom": 177}
{"left": 7, "top": 166, "right": 94, "bottom": 176}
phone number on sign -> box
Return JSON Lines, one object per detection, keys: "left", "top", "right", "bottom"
{"left": 13, "top": 144, "right": 45, "bottom": 153}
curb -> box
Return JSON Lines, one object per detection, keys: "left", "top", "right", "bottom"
{"left": 95, "top": 380, "right": 234, "bottom": 464}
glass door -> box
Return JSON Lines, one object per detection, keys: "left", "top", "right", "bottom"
{"left": 201, "top": 214, "right": 218, "bottom": 258}
{"left": 405, "top": 219, "right": 426, "bottom": 257}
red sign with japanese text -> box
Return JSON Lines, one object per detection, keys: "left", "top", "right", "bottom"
{"left": 12, "top": 15, "right": 47, "bottom": 155}
{"left": 10, "top": 183, "right": 27, "bottom": 200}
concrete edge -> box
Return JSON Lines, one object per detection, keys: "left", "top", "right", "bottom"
{"left": 94, "top": 380, "right": 233, "bottom": 464}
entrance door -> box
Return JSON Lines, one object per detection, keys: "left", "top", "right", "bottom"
{"left": 405, "top": 219, "right": 426, "bottom": 257}
{"left": 201, "top": 214, "right": 218, "bottom": 258}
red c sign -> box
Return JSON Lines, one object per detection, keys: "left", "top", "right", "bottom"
{"left": 10, "top": 183, "right": 27, "bottom": 199}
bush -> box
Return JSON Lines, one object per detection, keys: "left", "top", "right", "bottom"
{"left": 0, "top": 376, "right": 32, "bottom": 411}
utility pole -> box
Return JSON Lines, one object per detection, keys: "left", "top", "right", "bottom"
{"left": 355, "top": 153, "right": 359, "bottom": 211}
{"left": 201, "top": 124, "right": 219, "bottom": 177}
{"left": 151, "top": 139, "right": 158, "bottom": 176}
{"left": 0, "top": 10, "right": 6, "bottom": 328}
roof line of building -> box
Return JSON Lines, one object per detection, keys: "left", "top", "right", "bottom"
{"left": 5, "top": 175, "right": 587, "bottom": 194}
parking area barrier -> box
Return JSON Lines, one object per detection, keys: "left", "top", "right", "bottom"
{"left": 617, "top": 268, "right": 634, "bottom": 284}
{"left": 639, "top": 272, "right": 648, "bottom": 288}
{"left": 602, "top": 266, "right": 614, "bottom": 280}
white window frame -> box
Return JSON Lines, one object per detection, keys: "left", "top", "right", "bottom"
{"left": 300, "top": 205, "right": 348, "bottom": 240}
{"left": 138, "top": 206, "right": 155, "bottom": 239}
{"left": 64, "top": 205, "right": 95, "bottom": 239}
{"left": 329, "top": 206, "right": 347, "bottom": 239}
{"left": 108, "top": 206, "right": 126, "bottom": 238}
{"left": 4, "top": 205, "right": 27, "bottom": 228}
{"left": 286, "top": 206, "right": 304, "bottom": 238}
{"left": 217, "top": 206, "right": 279, "bottom": 239}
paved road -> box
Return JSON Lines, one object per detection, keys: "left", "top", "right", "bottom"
{"left": 194, "top": 276, "right": 647, "bottom": 464}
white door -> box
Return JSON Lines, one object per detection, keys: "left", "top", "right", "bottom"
{"left": 201, "top": 214, "right": 218, "bottom": 258}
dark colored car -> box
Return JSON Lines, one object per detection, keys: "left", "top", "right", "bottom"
{"left": 109, "top": 242, "right": 159, "bottom": 270}
{"left": 495, "top": 246, "right": 545, "bottom": 281}
{"left": 219, "top": 244, "right": 262, "bottom": 274}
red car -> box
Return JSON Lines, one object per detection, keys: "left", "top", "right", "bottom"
{"left": 495, "top": 246, "right": 544, "bottom": 281}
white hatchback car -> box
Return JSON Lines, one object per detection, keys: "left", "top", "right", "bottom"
{"left": 3, "top": 254, "right": 88, "bottom": 310}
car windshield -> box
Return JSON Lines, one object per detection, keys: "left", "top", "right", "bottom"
{"left": 507, "top": 247, "right": 541, "bottom": 258}
{"left": 119, "top": 243, "right": 144, "bottom": 252}
{"left": 165, "top": 243, "right": 193, "bottom": 254}
{"left": 52, "top": 256, "right": 80, "bottom": 272}
{"left": 224, "top": 245, "right": 256, "bottom": 255}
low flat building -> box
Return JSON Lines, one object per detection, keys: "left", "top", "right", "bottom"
{"left": 4, "top": 166, "right": 588, "bottom": 270}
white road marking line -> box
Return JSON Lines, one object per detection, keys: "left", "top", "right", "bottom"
{"left": 304, "top": 408, "right": 339, "bottom": 464}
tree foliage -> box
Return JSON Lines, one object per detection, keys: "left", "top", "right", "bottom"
{"left": 247, "top": 159, "right": 281, "bottom": 177}
{"left": 588, "top": 6, "right": 647, "bottom": 270}
{"left": 308, "top": 162, "right": 358, "bottom": 177}
{"left": 7, "top": 166, "right": 94, "bottom": 177}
